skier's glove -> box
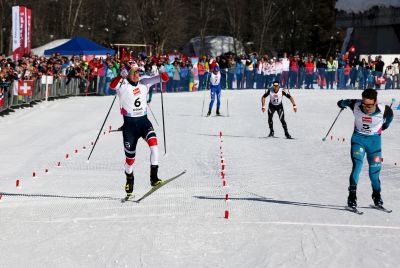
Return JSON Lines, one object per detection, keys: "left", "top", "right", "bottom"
{"left": 161, "top": 72, "right": 169, "bottom": 82}
{"left": 120, "top": 68, "right": 129, "bottom": 79}
{"left": 337, "top": 100, "right": 346, "bottom": 109}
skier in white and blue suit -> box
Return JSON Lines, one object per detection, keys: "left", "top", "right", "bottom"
{"left": 337, "top": 88, "right": 393, "bottom": 208}
{"left": 206, "top": 65, "right": 222, "bottom": 116}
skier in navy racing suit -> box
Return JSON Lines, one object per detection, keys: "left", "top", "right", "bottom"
{"left": 110, "top": 65, "right": 169, "bottom": 197}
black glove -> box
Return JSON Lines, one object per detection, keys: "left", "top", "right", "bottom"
{"left": 337, "top": 100, "right": 346, "bottom": 109}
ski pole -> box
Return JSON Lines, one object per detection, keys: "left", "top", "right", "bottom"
{"left": 160, "top": 77, "right": 167, "bottom": 156}
{"left": 147, "top": 103, "right": 159, "bottom": 127}
{"left": 322, "top": 108, "right": 344, "bottom": 141}
{"left": 201, "top": 72, "right": 209, "bottom": 116}
{"left": 87, "top": 95, "right": 117, "bottom": 160}
{"left": 226, "top": 68, "right": 229, "bottom": 117}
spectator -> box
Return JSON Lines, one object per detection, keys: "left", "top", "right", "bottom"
{"left": 326, "top": 56, "right": 336, "bottom": 89}
{"left": 384, "top": 65, "right": 395, "bottom": 89}
{"left": 227, "top": 56, "right": 235, "bottom": 89}
{"left": 172, "top": 61, "right": 180, "bottom": 92}
{"left": 179, "top": 61, "right": 189, "bottom": 91}
{"left": 198, "top": 56, "right": 207, "bottom": 90}
{"left": 281, "top": 52, "right": 290, "bottom": 88}
{"left": 317, "top": 58, "right": 327, "bottom": 89}
{"left": 375, "top": 56, "right": 385, "bottom": 89}
{"left": 105, "top": 62, "right": 116, "bottom": 95}
{"left": 235, "top": 57, "right": 245, "bottom": 89}
{"left": 392, "top": 58, "right": 399, "bottom": 89}
{"left": 164, "top": 59, "right": 175, "bottom": 92}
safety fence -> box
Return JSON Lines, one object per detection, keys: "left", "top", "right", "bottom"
{"left": 0, "top": 78, "right": 96, "bottom": 114}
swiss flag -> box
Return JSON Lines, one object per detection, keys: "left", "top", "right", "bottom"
{"left": 18, "top": 80, "right": 34, "bottom": 96}
{"left": 375, "top": 76, "right": 386, "bottom": 85}
{"left": 0, "top": 90, "right": 4, "bottom": 107}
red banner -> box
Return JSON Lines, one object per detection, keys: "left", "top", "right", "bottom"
{"left": 19, "top": 6, "right": 26, "bottom": 56}
{"left": 18, "top": 80, "right": 34, "bottom": 96}
{"left": 26, "top": 8, "right": 32, "bottom": 55}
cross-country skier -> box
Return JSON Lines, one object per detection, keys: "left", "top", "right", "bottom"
{"left": 110, "top": 64, "right": 169, "bottom": 197}
{"left": 337, "top": 88, "right": 393, "bottom": 209}
{"left": 206, "top": 65, "right": 222, "bottom": 116}
{"left": 261, "top": 80, "right": 297, "bottom": 138}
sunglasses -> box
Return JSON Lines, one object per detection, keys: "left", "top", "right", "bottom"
{"left": 361, "top": 102, "right": 375, "bottom": 108}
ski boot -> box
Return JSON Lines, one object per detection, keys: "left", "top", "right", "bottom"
{"left": 150, "top": 165, "right": 162, "bottom": 187}
{"left": 216, "top": 108, "right": 221, "bottom": 116}
{"left": 206, "top": 109, "right": 211, "bottom": 117}
{"left": 284, "top": 131, "right": 293, "bottom": 139}
{"left": 347, "top": 186, "right": 357, "bottom": 208}
{"left": 268, "top": 130, "right": 274, "bottom": 137}
{"left": 125, "top": 172, "right": 134, "bottom": 196}
{"left": 372, "top": 190, "right": 383, "bottom": 206}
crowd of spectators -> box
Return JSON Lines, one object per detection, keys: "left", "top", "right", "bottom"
{"left": 189, "top": 52, "right": 400, "bottom": 91}
{"left": 1, "top": 50, "right": 399, "bottom": 101}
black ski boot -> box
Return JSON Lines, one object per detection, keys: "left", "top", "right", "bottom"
{"left": 150, "top": 165, "right": 162, "bottom": 186}
{"left": 125, "top": 172, "right": 134, "bottom": 196}
{"left": 372, "top": 190, "right": 383, "bottom": 206}
{"left": 206, "top": 109, "right": 211, "bottom": 117}
{"left": 347, "top": 186, "right": 357, "bottom": 208}
{"left": 216, "top": 108, "right": 221, "bottom": 116}
{"left": 284, "top": 130, "right": 293, "bottom": 139}
{"left": 268, "top": 130, "right": 274, "bottom": 137}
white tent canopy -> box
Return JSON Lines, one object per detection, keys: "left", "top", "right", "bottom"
{"left": 183, "top": 36, "right": 244, "bottom": 57}
{"left": 31, "top": 39, "right": 70, "bottom": 57}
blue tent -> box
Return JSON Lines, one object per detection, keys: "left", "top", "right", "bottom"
{"left": 44, "top": 37, "right": 115, "bottom": 56}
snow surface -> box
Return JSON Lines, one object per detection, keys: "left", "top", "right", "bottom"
{"left": 336, "top": 0, "right": 400, "bottom": 12}
{"left": 0, "top": 89, "right": 400, "bottom": 268}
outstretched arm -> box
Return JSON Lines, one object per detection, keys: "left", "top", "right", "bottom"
{"left": 140, "top": 72, "right": 169, "bottom": 88}
{"left": 337, "top": 99, "right": 357, "bottom": 110}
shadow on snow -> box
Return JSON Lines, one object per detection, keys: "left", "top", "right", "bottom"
{"left": 0, "top": 192, "right": 120, "bottom": 201}
{"left": 194, "top": 192, "right": 349, "bottom": 212}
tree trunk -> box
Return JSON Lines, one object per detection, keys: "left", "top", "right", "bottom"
{"left": 70, "top": 0, "right": 83, "bottom": 37}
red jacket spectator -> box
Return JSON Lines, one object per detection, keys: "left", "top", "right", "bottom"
{"left": 305, "top": 61, "right": 314, "bottom": 74}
